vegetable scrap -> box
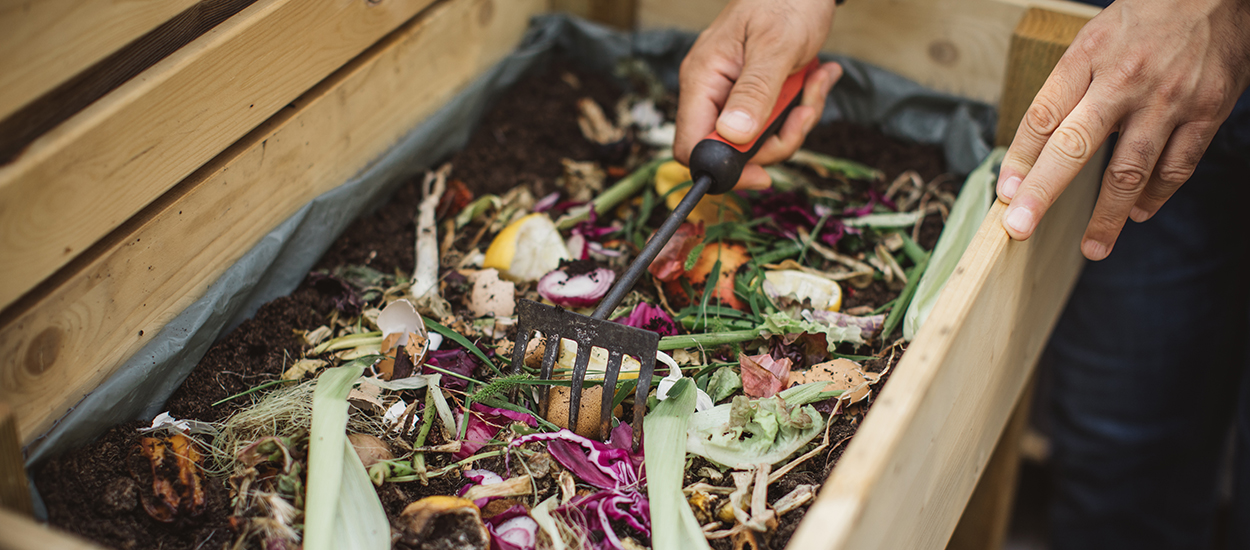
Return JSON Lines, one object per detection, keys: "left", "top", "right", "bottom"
{"left": 40, "top": 63, "right": 973, "bottom": 550}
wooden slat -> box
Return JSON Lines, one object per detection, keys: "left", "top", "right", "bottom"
{"left": 0, "top": 508, "right": 100, "bottom": 550}
{"left": 0, "top": 0, "right": 259, "bottom": 165}
{"left": 995, "top": 8, "right": 1091, "bottom": 146}
{"left": 788, "top": 149, "right": 1104, "bottom": 550}
{"left": 945, "top": 375, "right": 1036, "bottom": 550}
{"left": 637, "top": 0, "right": 1096, "bottom": 105}
{"left": 788, "top": 8, "right": 1095, "bottom": 549}
{"left": 0, "top": 403, "right": 31, "bottom": 516}
{"left": 0, "top": 0, "right": 545, "bottom": 444}
{"left": 0, "top": 0, "right": 442, "bottom": 313}
{"left": 551, "top": 0, "right": 636, "bottom": 29}
{"left": 0, "top": 0, "right": 197, "bottom": 122}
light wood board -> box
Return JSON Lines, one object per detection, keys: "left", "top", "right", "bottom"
{"left": 0, "top": 0, "right": 258, "bottom": 165}
{"left": 0, "top": 0, "right": 440, "bottom": 312}
{"left": 0, "top": 0, "right": 544, "bottom": 445}
{"left": 787, "top": 6, "right": 1097, "bottom": 547}
{"left": 0, "top": 0, "right": 197, "bottom": 122}
{"left": 0, "top": 507, "right": 98, "bottom": 550}
{"left": 787, "top": 148, "right": 1103, "bottom": 550}
{"left": 637, "top": 0, "right": 1097, "bottom": 105}
{"left": 0, "top": 403, "right": 30, "bottom": 516}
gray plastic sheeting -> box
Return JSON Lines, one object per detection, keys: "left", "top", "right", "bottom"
{"left": 25, "top": 13, "right": 994, "bottom": 477}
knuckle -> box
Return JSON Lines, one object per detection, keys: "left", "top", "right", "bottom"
{"left": 1112, "top": 55, "right": 1149, "bottom": 86}
{"left": 1104, "top": 165, "right": 1147, "bottom": 197}
{"left": 1191, "top": 87, "right": 1227, "bottom": 117}
{"left": 1050, "top": 124, "right": 1092, "bottom": 162}
{"left": 1023, "top": 101, "right": 1063, "bottom": 135}
{"left": 1155, "top": 161, "right": 1196, "bottom": 186}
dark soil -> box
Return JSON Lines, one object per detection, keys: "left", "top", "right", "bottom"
{"left": 34, "top": 58, "right": 946, "bottom": 550}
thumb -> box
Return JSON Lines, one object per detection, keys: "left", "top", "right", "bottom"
{"left": 716, "top": 47, "right": 793, "bottom": 145}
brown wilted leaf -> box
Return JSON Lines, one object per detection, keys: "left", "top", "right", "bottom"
{"left": 789, "top": 358, "right": 877, "bottom": 405}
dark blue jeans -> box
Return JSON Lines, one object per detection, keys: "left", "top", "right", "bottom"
{"left": 1043, "top": 110, "right": 1250, "bottom": 548}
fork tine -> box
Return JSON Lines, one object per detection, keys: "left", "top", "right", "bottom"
{"left": 631, "top": 350, "right": 656, "bottom": 451}
{"left": 510, "top": 327, "right": 530, "bottom": 377}
{"left": 600, "top": 350, "right": 623, "bottom": 440}
{"left": 537, "top": 332, "right": 560, "bottom": 416}
{"left": 566, "top": 341, "right": 594, "bottom": 435}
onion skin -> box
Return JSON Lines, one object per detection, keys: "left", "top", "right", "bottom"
{"left": 536, "top": 264, "right": 616, "bottom": 308}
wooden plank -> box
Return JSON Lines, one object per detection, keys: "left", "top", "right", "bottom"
{"left": 995, "top": 8, "right": 1091, "bottom": 146}
{"left": 637, "top": 0, "right": 1021, "bottom": 103}
{"left": 0, "top": 0, "right": 259, "bottom": 165}
{"left": 0, "top": 0, "right": 197, "bottom": 123}
{"left": 0, "top": 403, "right": 31, "bottom": 516}
{"left": 0, "top": 0, "right": 443, "bottom": 313}
{"left": 636, "top": 0, "right": 1096, "bottom": 105}
{"left": 787, "top": 146, "right": 1104, "bottom": 550}
{"left": 551, "top": 0, "right": 636, "bottom": 29}
{"left": 0, "top": 0, "right": 545, "bottom": 444}
{"left": 788, "top": 8, "right": 1095, "bottom": 547}
{"left": 0, "top": 508, "right": 100, "bottom": 550}
{"left": 945, "top": 375, "right": 1035, "bottom": 550}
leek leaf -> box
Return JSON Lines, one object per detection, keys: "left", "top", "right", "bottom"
{"left": 305, "top": 365, "right": 388, "bottom": 550}
{"left": 903, "top": 147, "right": 1004, "bottom": 340}
{"left": 645, "top": 378, "right": 710, "bottom": 550}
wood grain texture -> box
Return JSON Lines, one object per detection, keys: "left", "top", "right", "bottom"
{"left": 0, "top": 507, "right": 100, "bottom": 550}
{"left": 788, "top": 8, "right": 1095, "bottom": 548}
{"left": 0, "top": 0, "right": 197, "bottom": 123}
{"left": 0, "top": 0, "right": 544, "bottom": 445}
{"left": 0, "top": 403, "right": 30, "bottom": 516}
{"left": 787, "top": 146, "right": 1104, "bottom": 550}
{"left": 638, "top": 0, "right": 1023, "bottom": 103}
{"left": 551, "top": 0, "right": 636, "bottom": 29}
{"left": 0, "top": 0, "right": 258, "bottom": 165}
{"left": 995, "top": 8, "right": 1091, "bottom": 146}
{"left": 637, "top": 0, "right": 1096, "bottom": 105}
{"left": 0, "top": 0, "right": 441, "bottom": 313}
{"left": 945, "top": 375, "right": 1036, "bottom": 550}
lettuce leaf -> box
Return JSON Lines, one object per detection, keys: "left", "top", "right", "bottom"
{"left": 685, "top": 384, "right": 825, "bottom": 469}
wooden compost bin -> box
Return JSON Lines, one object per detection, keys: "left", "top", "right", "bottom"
{"left": 0, "top": 0, "right": 1102, "bottom": 548}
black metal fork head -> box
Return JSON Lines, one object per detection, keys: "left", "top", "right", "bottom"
{"left": 511, "top": 299, "right": 658, "bottom": 449}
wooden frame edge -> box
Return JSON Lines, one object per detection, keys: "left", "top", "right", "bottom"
{"left": 0, "top": 0, "right": 545, "bottom": 445}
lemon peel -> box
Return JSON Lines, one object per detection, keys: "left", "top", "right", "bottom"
{"left": 483, "top": 213, "right": 570, "bottom": 282}
{"left": 654, "top": 161, "right": 743, "bottom": 225}
{"left": 763, "top": 270, "right": 843, "bottom": 312}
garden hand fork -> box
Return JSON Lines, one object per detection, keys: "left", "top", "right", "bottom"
{"left": 512, "top": 59, "right": 821, "bottom": 448}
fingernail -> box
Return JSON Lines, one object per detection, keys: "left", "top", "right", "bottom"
{"left": 1005, "top": 206, "right": 1034, "bottom": 234}
{"left": 999, "top": 176, "right": 1021, "bottom": 200}
{"left": 719, "top": 110, "right": 755, "bottom": 135}
{"left": 1129, "top": 206, "right": 1150, "bottom": 222}
{"left": 1082, "top": 239, "right": 1110, "bottom": 260}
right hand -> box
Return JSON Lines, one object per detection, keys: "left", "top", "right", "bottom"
{"left": 674, "top": 0, "right": 843, "bottom": 190}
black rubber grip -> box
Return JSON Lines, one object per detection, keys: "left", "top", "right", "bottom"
{"left": 688, "top": 91, "right": 804, "bottom": 195}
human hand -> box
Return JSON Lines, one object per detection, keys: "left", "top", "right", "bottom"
{"left": 996, "top": 0, "right": 1250, "bottom": 260}
{"left": 674, "top": 0, "right": 843, "bottom": 190}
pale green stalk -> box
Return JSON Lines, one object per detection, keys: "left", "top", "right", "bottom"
{"left": 645, "top": 378, "right": 711, "bottom": 550}
{"left": 658, "top": 329, "right": 760, "bottom": 351}
{"left": 310, "top": 332, "right": 382, "bottom": 355}
{"left": 555, "top": 155, "right": 670, "bottom": 230}
{"left": 304, "top": 365, "right": 388, "bottom": 550}
{"left": 903, "top": 147, "right": 1004, "bottom": 340}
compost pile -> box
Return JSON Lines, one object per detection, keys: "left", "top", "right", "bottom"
{"left": 35, "top": 61, "right": 955, "bottom": 550}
